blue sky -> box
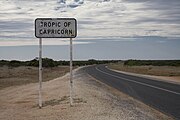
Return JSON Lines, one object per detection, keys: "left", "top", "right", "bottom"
{"left": 0, "top": 0, "right": 180, "bottom": 60}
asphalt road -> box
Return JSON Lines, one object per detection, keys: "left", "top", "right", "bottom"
{"left": 83, "top": 65, "right": 180, "bottom": 119}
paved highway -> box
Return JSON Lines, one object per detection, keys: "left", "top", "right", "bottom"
{"left": 83, "top": 65, "right": 180, "bottom": 119}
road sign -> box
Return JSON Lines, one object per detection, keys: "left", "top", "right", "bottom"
{"left": 35, "top": 18, "right": 77, "bottom": 108}
{"left": 35, "top": 18, "right": 77, "bottom": 38}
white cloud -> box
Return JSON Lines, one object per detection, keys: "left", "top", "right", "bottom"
{"left": 0, "top": 39, "right": 92, "bottom": 46}
{"left": 0, "top": 0, "right": 180, "bottom": 46}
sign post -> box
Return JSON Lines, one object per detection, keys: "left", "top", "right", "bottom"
{"left": 35, "top": 18, "right": 77, "bottom": 108}
{"left": 70, "top": 38, "right": 73, "bottom": 106}
{"left": 39, "top": 38, "right": 42, "bottom": 108}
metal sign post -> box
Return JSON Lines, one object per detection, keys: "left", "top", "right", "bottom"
{"left": 39, "top": 38, "right": 42, "bottom": 108}
{"left": 70, "top": 38, "right": 73, "bottom": 106}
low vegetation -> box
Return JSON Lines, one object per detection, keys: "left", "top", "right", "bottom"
{"left": 0, "top": 58, "right": 119, "bottom": 67}
{"left": 109, "top": 60, "right": 180, "bottom": 77}
{"left": 1, "top": 58, "right": 180, "bottom": 89}
{"left": 0, "top": 58, "right": 119, "bottom": 89}
{"left": 1, "top": 59, "right": 179, "bottom": 68}
{"left": 0, "top": 66, "right": 69, "bottom": 89}
{"left": 124, "top": 60, "right": 180, "bottom": 66}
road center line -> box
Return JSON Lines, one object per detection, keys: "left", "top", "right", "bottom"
{"left": 95, "top": 67, "right": 180, "bottom": 95}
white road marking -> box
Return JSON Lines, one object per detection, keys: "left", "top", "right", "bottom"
{"left": 95, "top": 67, "right": 180, "bottom": 95}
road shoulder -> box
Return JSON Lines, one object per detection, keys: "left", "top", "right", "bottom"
{"left": 107, "top": 66, "right": 180, "bottom": 85}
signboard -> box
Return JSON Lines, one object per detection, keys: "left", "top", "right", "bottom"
{"left": 35, "top": 18, "right": 77, "bottom": 108}
{"left": 35, "top": 18, "right": 77, "bottom": 38}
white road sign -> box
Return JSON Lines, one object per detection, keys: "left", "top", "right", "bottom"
{"left": 35, "top": 18, "right": 77, "bottom": 38}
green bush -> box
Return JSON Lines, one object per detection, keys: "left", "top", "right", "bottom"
{"left": 124, "top": 60, "right": 180, "bottom": 66}
{"left": 0, "top": 60, "right": 9, "bottom": 67}
{"left": 8, "top": 60, "right": 24, "bottom": 67}
{"left": 42, "top": 58, "right": 56, "bottom": 67}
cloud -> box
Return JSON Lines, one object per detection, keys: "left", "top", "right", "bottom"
{"left": 0, "top": 0, "right": 180, "bottom": 46}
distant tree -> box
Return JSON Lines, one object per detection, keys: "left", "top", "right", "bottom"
{"left": 0, "top": 60, "right": 9, "bottom": 67}
{"left": 42, "top": 58, "right": 56, "bottom": 68}
{"left": 124, "top": 60, "right": 180, "bottom": 66}
{"left": 26, "top": 59, "right": 39, "bottom": 67}
{"left": 8, "top": 60, "right": 22, "bottom": 67}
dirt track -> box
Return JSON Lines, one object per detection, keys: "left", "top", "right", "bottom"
{"left": 0, "top": 68, "right": 173, "bottom": 120}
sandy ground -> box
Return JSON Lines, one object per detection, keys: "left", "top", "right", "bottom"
{"left": 146, "top": 76, "right": 180, "bottom": 85}
{"left": 0, "top": 67, "right": 173, "bottom": 120}
{"left": 108, "top": 64, "right": 180, "bottom": 84}
{"left": 0, "top": 66, "right": 69, "bottom": 89}
{"left": 110, "top": 68, "right": 180, "bottom": 85}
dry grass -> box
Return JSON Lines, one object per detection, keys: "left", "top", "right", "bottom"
{"left": 0, "top": 66, "right": 70, "bottom": 89}
{"left": 108, "top": 63, "right": 180, "bottom": 76}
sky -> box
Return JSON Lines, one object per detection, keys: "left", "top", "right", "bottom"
{"left": 0, "top": 0, "right": 180, "bottom": 60}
